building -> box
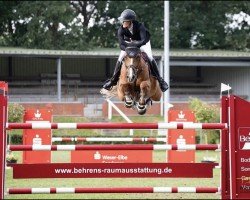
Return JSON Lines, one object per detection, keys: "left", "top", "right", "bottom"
{"left": 0, "top": 47, "right": 250, "bottom": 116}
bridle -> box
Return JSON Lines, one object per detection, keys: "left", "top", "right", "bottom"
{"left": 125, "top": 56, "right": 141, "bottom": 83}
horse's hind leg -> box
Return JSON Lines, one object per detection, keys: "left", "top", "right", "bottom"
{"left": 137, "top": 81, "right": 150, "bottom": 115}
{"left": 150, "top": 81, "right": 162, "bottom": 102}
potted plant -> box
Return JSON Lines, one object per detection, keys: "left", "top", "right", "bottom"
{"left": 6, "top": 153, "right": 18, "bottom": 164}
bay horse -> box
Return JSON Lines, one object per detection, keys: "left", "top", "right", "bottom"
{"left": 117, "top": 47, "right": 162, "bottom": 115}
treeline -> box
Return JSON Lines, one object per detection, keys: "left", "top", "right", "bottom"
{"left": 0, "top": 1, "right": 249, "bottom": 51}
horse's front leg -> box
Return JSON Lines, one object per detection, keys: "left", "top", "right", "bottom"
{"left": 137, "top": 81, "right": 150, "bottom": 115}
{"left": 119, "top": 83, "right": 134, "bottom": 108}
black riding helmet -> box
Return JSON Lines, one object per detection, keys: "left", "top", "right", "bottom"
{"left": 118, "top": 9, "right": 136, "bottom": 22}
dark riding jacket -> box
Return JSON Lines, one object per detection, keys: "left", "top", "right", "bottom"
{"left": 118, "top": 20, "right": 150, "bottom": 51}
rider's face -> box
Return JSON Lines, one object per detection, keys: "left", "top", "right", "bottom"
{"left": 122, "top": 21, "right": 131, "bottom": 28}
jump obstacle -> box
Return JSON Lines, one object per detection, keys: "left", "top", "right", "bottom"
{"left": 1, "top": 82, "right": 250, "bottom": 199}
{"left": 6, "top": 122, "right": 226, "bottom": 129}
{"left": 7, "top": 187, "right": 220, "bottom": 194}
{"left": 51, "top": 137, "right": 167, "bottom": 142}
{"left": 8, "top": 144, "right": 220, "bottom": 151}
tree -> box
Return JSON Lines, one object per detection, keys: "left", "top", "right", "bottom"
{"left": 70, "top": 1, "right": 111, "bottom": 47}
{"left": 170, "top": 1, "right": 250, "bottom": 50}
{"left": 3, "top": 1, "right": 91, "bottom": 50}
{"left": 0, "top": 1, "right": 21, "bottom": 46}
{"left": 0, "top": 1, "right": 249, "bottom": 51}
{"left": 18, "top": 1, "right": 87, "bottom": 50}
{"left": 224, "top": 1, "right": 250, "bottom": 51}
{"left": 188, "top": 97, "right": 220, "bottom": 144}
{"left": 170, "top": 1, "right": 229, "bottom": 49}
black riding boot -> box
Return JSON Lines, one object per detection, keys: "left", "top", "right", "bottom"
{"left": 103, "top": 61, "right": 122, "bottom": 90}
{"left": 150, "top": 59, "right": 169, "bottom": 92}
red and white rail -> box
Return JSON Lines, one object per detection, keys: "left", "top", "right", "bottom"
{"left": 52, "top": 137, "right": 167, "bottom": 143}
{"left": 8, "top": 144, "right": 220, "bottom": 151}
{"left": 7, "top": 187, "right": 221, "bottom": 194}
{"left": 6, "top": 122, "right": 227, "bottom": 130}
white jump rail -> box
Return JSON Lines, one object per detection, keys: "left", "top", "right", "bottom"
{"left": 52, "top": 137, "right": 167, "bottom": 142}
{"left": 107, "top": 99, "right": 134, "bottom": 135}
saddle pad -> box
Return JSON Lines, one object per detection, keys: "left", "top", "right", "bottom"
{"left": 141, "top": 52, "right": 153, "bottom": 76}
{"left": 141, "top": 52, "right": 150, "bottom": 64}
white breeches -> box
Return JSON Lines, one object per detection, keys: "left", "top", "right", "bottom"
{"left": 118, "top": 41, "right": 153, "bottom": 62}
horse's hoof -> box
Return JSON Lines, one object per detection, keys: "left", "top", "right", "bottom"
{"left": 137, "top": 104, "right": 147, "bottom": 115}
{"left": 137, "top": 104, "right": 145, "bottom": 109}
{"left": 138, "top": 108, "right": 147, "bottom": 115}
{"left": 125, "top": 104, "right": 133, "bottom": 108}
{"left": 125, "top": 101, "right": 133, "bottom": 108}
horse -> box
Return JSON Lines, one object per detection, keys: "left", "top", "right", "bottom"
{"left": 116, "top": 47, "right": 162, "bottom": 115}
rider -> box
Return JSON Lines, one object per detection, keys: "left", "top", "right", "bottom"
{"left": 102, "top": 9, "right": 169, "bottom": 92}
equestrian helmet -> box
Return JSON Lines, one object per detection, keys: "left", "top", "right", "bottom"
{"left": 118, "top": 9, "right": 136, "bottom": 22}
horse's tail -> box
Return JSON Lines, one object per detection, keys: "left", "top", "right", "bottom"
{"left": 100, "top": 86, "right": 118, "bottom": 99}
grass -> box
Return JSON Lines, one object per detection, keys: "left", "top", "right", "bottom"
{"left": 52, "top": 116, "right": 100, "bottom": 137}
{"left": 5, "top": 115, "right": 221, "bottom": 199}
